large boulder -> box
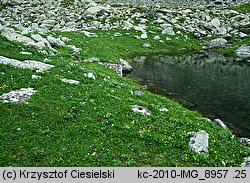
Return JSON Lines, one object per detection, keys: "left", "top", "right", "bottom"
{"left": 206, "top": 38, "right": 227, "bottom": 49}
{"left": 235, "top": 44, "right": 250, "bottom": 59}
{"left": 188, "top": 130, "right": 209, "bottom": 154}
{"left": 118, "top": 58, "right": 133, "bottom": 74}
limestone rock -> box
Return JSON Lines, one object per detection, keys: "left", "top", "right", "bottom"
{"left": 107, "top": 64, "right": 122, "bottom": 76}
{"left": 118, "top": 58, "right": 132, "bottom": 74}
{"left": 206, "top": 38, "right": 227, "bottom": 49}
{"left": 66, "top": 45, "right": 81, "bottom": 55}
{"left": 241, "top": 157, "right": 250, "bottom": 167}
{"left": 83, "top": 57, "right": 100, "bottom": 62}
{"left": 0, "top": 88, "right": 36, "bottom": 103}
{"left": 84, "top": 72, "right": 96, "bottom": 80}
{"left": 0, "top": 56, "right": 54, "bottom": 72}
{"left": 162, "top": 27, "right": 175, "bottom": 36}
{"left": 235, "top": 44, "right": 250, "bottom": 59}
{"left": 213, "top": 119, "right": 227, "bottom": 129}
{"left": 61, "top": 78, "right": 80, "bottom": 85}
{"left": 188, "top": 130, "right": 209, "bottom": 154}
{"left": 47, "top": 35, "right": 65, "bottom": 47}
{"left": 131, "top": 105, "right": 151, "bottom": 115}
{"left": 240, "top": 138, "right": 250, "bottom": 146}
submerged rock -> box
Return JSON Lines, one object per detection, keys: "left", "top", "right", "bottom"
{"left": 0, "top": 88, "right": 36, "bottom": 103}
{"left": 188, "top": 130, "right": 209, "bottom": 154}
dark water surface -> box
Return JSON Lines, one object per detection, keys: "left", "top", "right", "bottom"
{"left": 128, "top": 53, "right": 250, "bottom": 138}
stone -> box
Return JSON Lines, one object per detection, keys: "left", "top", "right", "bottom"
{"left": 1, "top": 30, "right": 35, "bottom": 46}
{"left": 47, "top": 36, "right": 65, "bottom": 47}
{"left": 0, "top": 88, "right": 36, "bottom": 103}
{"left": 213, "top": 119, "right": 227, "bottom": 129}
{"left": 131, "top": 105, "right": 151, "bottom": 115}
{"left": 61, "top": 78, "right": 80, "bottom": 85}
{"left": 19, "top": 52, "right": 32, "bottom": 55}
{"left": 188, "top": 130, "right": 209, "bottom": 154}
{"left": 132, "top": 91, "right": 144, "bottom": 95}
{"left": 66, "top": 45, "right": 81, "bottom": 55}
{"left": 206, "top": 38, "right": 227, "bottom": 49}
{"left": 159, "top": 108, "right": 169, "bottom": 112}
{"left": 7, "top": 0, "right": 24, "bottom": 6}
{"left": 41, "top": 19, "right": 56, "bottom": 30}
{"left": 31, "top": 75, "right": 42, "bottom": 79}
{"left": 162, "top": 27, "right": 175, "bottom": 36}
{"left": 143, "top": 43, "right": 151, "bottom": 48}
{"left": 240, "top": 138, "right": 250, "bottom": 146}
{"left": 153, "top": 35, "right": 161, "bottom": 40}
{"left": 0, "top": 56, "right": 54, "bottom": 72}
{"left": 118, "top": 58, "right": 132, "bottom": 73}
{"left": 84, "top": 72, "right": 96, "bottom": 80}
{"left": 83, "top": 57, "right": 100, "bottom": 62}
{"left": 82, "top": 31, "right": 97, "bottom": 38}
{"left": 235, "top": 45, "right": 250, "bottom": 59}
{"left": 107, "top": 64, "right": 122, "bottom": 76}
{"left": 140, "top": 33, "right": 147, "bottom": 39}
{"left": 241, "top": 157, "right": 250, "bottom": 167}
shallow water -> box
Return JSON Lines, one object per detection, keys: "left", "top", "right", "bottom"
{"left": 128, "top": 52, "right": 250, "bottom": 138}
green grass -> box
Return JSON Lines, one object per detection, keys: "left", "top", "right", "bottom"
{"left": 0, "top": 3, "right": 7, "bottom": 11}
{"left": 0, "top": 29, "right": 249, "bottom": 166}
{"left": 230, "top": 3, "right": 250, "bottom": 13}
{"left": 61, "top": 0, "right": 74, "bottom": 7}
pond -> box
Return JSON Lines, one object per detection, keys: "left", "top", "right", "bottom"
{"left": 128, "top": 52, "right": 250, "bottom": 138}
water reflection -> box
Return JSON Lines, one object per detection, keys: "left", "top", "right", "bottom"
{"left": 128, "top": 52, "right": 250, "bottom": 138}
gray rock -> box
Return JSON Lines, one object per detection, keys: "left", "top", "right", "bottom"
{"left": 107, "top": 64, "right": 122, "bottom": 76}
{"left": 19, "top": 52, "right": 32, "bottom": 55}
{"left": 235, "top": 44, "right": 250, "bottom": 59}
{"left": 159, "top": 107, "right": 169, "bottom": 112}
{"left": 0, "top": 56, "right": 54, "bottom": 72}
{"left": 47, "top": 35, "right": 65, "bottom": 47}
{"left": 131, "top": 105, "right": 151, "bottom": 115}
{"left": 118, "top": 58, "right": 133, "bottom": 73}
{"left": 7, "top": 0, "right": 24, "bottom": 6}
{"left": 140, "top": 33, "right": 147, "bottom": 39}
{"left": 84, "top": 72, "right": 96, "bottom": 80}
{"left": 82, "top": 30, "right": 97, "bottom": 38}
{"left": 162, "top": 27, "right": 175, "bottom": 36}
{"left": 206, "top": 38, "right": 227, "bottom": 49}
{"left": 61, "top": 78, "right": 80, "bottom": 85}
{"left": 240, "top": 138, "right": 250, "bottom": 146}
{"left": 241, "top": 157, "right": 250, "bottom": 167}
{"left": 31, "top": 75, "right": 42, "bottom": 79}
{"left": 0, "top": 88, "right": 36, "bottom": 103}
{"left": 153, "top": 35, "right": 161, "bottom": 40}
{"left": 188, "top": 130, "right": 209, "bottom": 154}
{"left": 143, "top": 43, "right": 151, "bottom": 48}
{"left": 66, "top": 45, "right": 81, "bottom": 55}
{"left": 213, "top": 119, "right": 227, "bottom": 129}
{"left": 132, "top": 90, "right": 144, "bottom": 95}
{"left": 83, "top": 57, "right": 100, "bottom": 62}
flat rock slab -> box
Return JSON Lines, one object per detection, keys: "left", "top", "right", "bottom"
{"left": 0, "top": 88, "right": 36, "bottom": 103}
{"left": 61, "top": 78, "right": 80, "bottom": 85}
{"left": 188, "top": 130, "right": 209, "bottom": 154}
{"left": 0, "top": 56, "right": 54, "bottom": 72}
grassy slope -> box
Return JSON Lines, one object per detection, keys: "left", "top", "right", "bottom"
{"left": 0, "top": 28, "right": 249, "bottom": 167}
